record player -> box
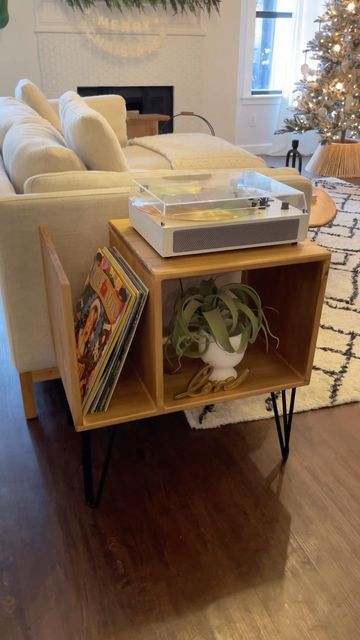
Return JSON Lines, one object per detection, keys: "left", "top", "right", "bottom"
{"left": 128, "top": 171, "right": 309, "bottom": 257}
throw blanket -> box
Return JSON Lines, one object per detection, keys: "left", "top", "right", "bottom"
{"left": 129, "top": 133, "right": 266, "bottom": 170}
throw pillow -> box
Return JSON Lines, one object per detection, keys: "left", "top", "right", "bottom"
{"left": 59, "top": 91, "right": 129, "bottom": 172}
{"left": 83, "top": 94, "right": 127, "bottom": 147}
{"left": 2, "top": 119, "right": 86, "bottom": 193}
{"left": 0, "top": 155, "right": 16, "bottom": 195}
{"left": 0, "top": 96, "right": 42, "bottom": 148}
{"left": 15, "top": 79, "right": 62, "bottom": 131}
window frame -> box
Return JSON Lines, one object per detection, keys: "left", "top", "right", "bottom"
{"left": 239, "top": 0, "right": 296, "bottom": 102}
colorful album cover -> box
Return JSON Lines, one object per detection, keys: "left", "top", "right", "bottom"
{"left": 74, "top": 249, "right": 135, "bottom": 407}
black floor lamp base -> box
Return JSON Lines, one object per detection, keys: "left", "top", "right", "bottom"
{"left": 286, "top": 140, "right": 303, "bottom": 174}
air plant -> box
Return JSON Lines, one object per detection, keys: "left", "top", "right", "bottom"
{"left": 165, "top": 278, "right": 277, "bottom": 370}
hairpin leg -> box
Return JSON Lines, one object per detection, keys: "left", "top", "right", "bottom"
{"left": 81, "top": 426, "right": 116, "bottom": 508}
{"left": 271, "top": 388, "right": 296, "bottom": 461}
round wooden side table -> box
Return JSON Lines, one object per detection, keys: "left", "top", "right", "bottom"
{"left": 308, "top": 187, "right": 337, "bottom": 228}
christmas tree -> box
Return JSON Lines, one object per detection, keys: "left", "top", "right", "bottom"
{"left": 277, "top": 0, "right": 360, "bottom": 144}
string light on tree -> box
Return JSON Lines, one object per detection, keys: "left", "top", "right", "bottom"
{"left": 277, "top": 0, "right": 360, "bottom": 144}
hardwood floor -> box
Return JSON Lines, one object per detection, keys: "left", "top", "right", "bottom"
{"left": 1, "top": 169, "right": 360, "bottom": 639}
{"left": 1, "top": 315, "right": 360, "bottom": 639}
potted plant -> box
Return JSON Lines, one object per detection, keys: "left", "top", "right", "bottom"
{"left": 165, "top": 278, "right": 277, "bottom": 381}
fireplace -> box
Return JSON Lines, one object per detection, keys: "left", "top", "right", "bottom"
{"left": 78, "top": 85, "right": 173, "bottom": 133}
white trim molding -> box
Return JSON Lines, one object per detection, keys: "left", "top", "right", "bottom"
{"left": 239, "top": 143, "right": 274, "bottom": 156}
{"left": 240, "top": 95, "right": 282, "bottom": 106}
{"left": 34, "top": 0, "right": 204, "bottom": 35}
{"left": 238, "top": 0, "right": 257, "bottom": 99}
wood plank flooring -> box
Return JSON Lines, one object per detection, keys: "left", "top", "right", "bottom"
{"left": 1, "top": 167, "right": 360, "bottom": 639}
{"left": 1, "top": 307, "right": 359, "bottom": 639}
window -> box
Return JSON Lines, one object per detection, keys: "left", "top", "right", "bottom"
{"left": 252, "top": 0, "right": 296, "bottom": 95}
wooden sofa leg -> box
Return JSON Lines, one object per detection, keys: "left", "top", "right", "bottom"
{"left": 19, "top": 372, "right": 37, "bottom": 420}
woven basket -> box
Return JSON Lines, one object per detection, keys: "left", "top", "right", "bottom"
{"left": 306, "top": 141, "right": 360, "bottom": 178}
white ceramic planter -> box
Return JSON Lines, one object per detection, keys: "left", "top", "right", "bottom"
{"left": 199, "top": 333, "right": 245, "bottom": 381}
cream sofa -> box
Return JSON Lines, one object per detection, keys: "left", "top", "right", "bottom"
{"left": 0, "top": 88, "right": 313, "bottom": 419}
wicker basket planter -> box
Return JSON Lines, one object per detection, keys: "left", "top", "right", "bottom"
{"left": 306, "top": 140, "right": 360, "bottom": 178}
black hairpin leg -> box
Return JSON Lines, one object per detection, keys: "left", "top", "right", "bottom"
{"left": 271, "top": 388, "right": 296, "bottom": 461}
{"left": 81, "top": 426, "right": 116, "bottom": 508}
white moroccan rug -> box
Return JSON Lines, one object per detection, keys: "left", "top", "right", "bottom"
{"left": 186, "top": 178, "right": 360, "bottom": 429}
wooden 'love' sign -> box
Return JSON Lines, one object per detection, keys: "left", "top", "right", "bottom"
{"left": 175, "top": 365, "right": 250, "bottom": 400}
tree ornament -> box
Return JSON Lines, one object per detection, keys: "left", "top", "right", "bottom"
{"left": 301, "top": 63, "right": 310, "bottom": 77}
{"left": 345, "top": 95, "right": 353, "bottom": 111}
{"left": 318, "top": 107, "right": 327, "bottom": 117}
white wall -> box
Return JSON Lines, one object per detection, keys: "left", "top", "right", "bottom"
{"left": 0, "top": 0, "right": 41, "bottom": 95}
{"left": 0, "top": 0, "right": 244, "bottom": 142}
{"left": 201, "top": 0, "right": 242, "bottom": 143}
{"left": 0, "top": 0, "right": 322, "bottom": 153}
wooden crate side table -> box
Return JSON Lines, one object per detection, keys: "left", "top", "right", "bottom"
{"left": 40, "top": 223, "right": 330, "bottom": 507}
{"left": 126, "top": 113, "right": 170, "bottom": 138}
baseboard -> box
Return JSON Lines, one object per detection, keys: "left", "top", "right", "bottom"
{"left": 238, "top": 143, "right": 274, "bottom": 155}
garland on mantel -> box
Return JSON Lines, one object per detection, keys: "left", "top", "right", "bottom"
{"left": 65, "top": 0, "right": 221, "bottom": 15}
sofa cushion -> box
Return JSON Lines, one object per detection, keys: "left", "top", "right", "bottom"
{"left": 48, "top": 95, "right": 128, "bottom": 146}
{"left": 0, "top": 96, "right": 43, "bottom": 148}
{"left": 22, "top": 166, "right": 312, "bottom": 210}
{"left": 15, "top": 79, "right": 62, "bottom": 131}
{"left": 24, "top": 171, "right": 135, "bottom": 194}
{"left": 59, "top": 91, "right": 129, "bottom": 172}
{"left": 82, "top": 95, "right": 128, "bottom": 147}
{"left": 2, "top": 119, "right": 86, "bottom": 193}
{"left": 0, "top": 155, "right": 16, "bottom": 195}
{"left": 124, "top": 144, "right": 171, "bottom": 170}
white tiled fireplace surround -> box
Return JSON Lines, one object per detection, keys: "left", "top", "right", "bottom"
{"left": 3, "top": 2, "right": 281, "bottom": 149}
{"left": 35, "top": 0, "right": 208, "bottom": 134}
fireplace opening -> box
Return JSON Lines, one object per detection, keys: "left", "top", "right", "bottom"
{"left": 78, "top": 85, "right": 173, "bottom": 133}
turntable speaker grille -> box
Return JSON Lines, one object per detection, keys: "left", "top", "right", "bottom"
{"left": 173, "top": 219, "right": 299, "bottom": 253}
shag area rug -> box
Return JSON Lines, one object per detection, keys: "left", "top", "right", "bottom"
{"left": 186, "top": 178, "right": 360, "bottom": 429}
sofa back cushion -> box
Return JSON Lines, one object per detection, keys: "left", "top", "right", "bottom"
{"left": 0, "top": 96, "right": 43, "bottom": 148}
{"left": 0, "top": 154, "right": 16, "bottom": 195}
{"left": 15, "top": 79, "right": 62, "bottom": 131}
{"left": 49, "top": 95, "right": 127, "bottom": 146}
{"left": 59, "top": 91, "right": 129, "bottom": 172}
{"left": 2, "top": 119, "right": 86, "bottom": 193}
{"left": 82, "top": 95, "right": 127, "bottom": 147}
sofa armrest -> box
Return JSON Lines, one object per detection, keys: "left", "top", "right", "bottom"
{"left": 23, "top": 167, "right": 313, "bottom": 212}
{"left": 0, "top": 189, "right": 131, "bottom": 372}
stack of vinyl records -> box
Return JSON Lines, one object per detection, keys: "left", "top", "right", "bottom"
{"left": 74, "top": 247, "right": 148, "bottom": 414}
